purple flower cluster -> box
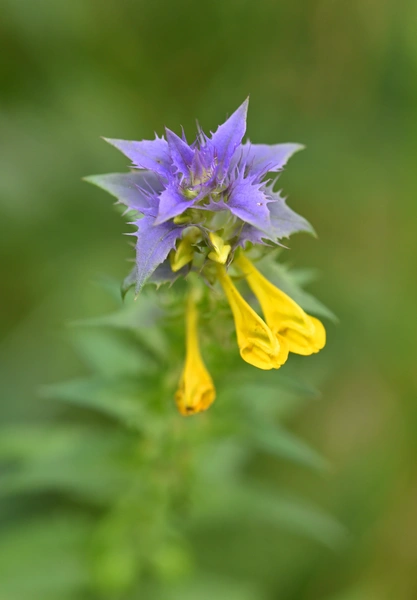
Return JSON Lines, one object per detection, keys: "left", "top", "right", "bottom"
{"left": 87, "top": 99, "right": 312, "bottom": 291}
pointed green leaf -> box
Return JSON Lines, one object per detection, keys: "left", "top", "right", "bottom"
{"left": 247, "top": 423, "right": 329, "bottom": 472}
{"left": 121, "top": 266, "right": 137, "bottom": 299}
{"left": 41, "top": 377, "right": 146, "bottom": 426}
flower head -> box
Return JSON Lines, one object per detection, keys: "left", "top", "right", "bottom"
{"left": 86, "top": 99, "right": 312, "bottom": 292}
{"left": 87, "top": 100, "right": 327, "bottom": 416}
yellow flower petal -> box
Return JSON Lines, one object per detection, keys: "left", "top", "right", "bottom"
{"left": 279, "top": 316, "right": 326, "bottom": 355}
{"left": 217, "top": 265, "right": 288, "bottom": 370}
{"left": 170, "top": 237, "right": 194, "bottom": 272}
{"left": 207, "top": 232, "right": 231, "bottom": 264}
{"left": 236, "top": 254, "right": 326, "bottom": 356}
{"left": 175, "top": 295, "right": 216, "bottom": 415}
{"left": 170, "top": 238, "right": 194, "bottom": 272}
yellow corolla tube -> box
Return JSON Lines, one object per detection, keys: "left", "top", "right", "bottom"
{"left": 217, "top": 265, "right": 289, "bottom": 370}
{"left": 175, "top": 295, "right": 216, "bottom": 415}
{"left": 235, "top": 254, "right": 326, "bottom": 356}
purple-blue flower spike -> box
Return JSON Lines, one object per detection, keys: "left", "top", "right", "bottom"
{"left": 87, "top": 99, "right": 314, "bottom": 292}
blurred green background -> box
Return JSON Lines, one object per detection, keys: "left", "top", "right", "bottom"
{"left": 1, "top": 0, "right": 417, "bottom": 598}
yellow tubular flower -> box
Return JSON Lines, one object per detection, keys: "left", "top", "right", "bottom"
{"left": 236, "top": 254, "right": 326, "bottom": 356}
{"left": 217, "top": 265, "right": 289, "bottom": 370}
{"left": 175, "top": 295, "right": 216, "bottom": 416}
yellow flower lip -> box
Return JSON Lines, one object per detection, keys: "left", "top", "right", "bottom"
{"left": 236, "top": 253, "right": 326, "bottom": 356}
{"left": 170, "top": 228, "right": 202, "bottom": 272}
{"left": 279, "top": 316, "right": 325, "bottom": 355}
{"left": 207, "top": 232, "right": 231, "bottom": 265}
{"left": 175, "top": 294, "right": 216, "bottom": 416}
{"left": 175, "top": 380, "right": 215, "bottom": 416}
{"left": 217, "top": 265, "right": 288, "bottom": 370}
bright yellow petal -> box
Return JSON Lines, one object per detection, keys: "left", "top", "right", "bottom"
{"left": 217, "top": 265, "right": 288, "bottom": 370}
{"left": 175, "top": 296, "right": 216, "bottom": 415}
{"left": 278, "top": 316, "right": 325, "bottom": 355}
{"left": 170, "top": 238, "right": 194, "bottom": 272}
{"left": 287, "top": 315, "right": 326, "bottom": 354}
{"left": 207, "top": 232, "right": 231, "bottom": 264}
{"left": 310, "top": 316, "right": 326, "bottom": 350}
{"left": 236, "top": 254, "right": 326, "bottom": 356}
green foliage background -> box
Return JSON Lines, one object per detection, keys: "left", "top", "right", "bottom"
{"left": 1, "top": 0, "right": 417, "bottom": 598}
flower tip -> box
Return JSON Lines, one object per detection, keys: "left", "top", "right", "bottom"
{"left": 175, "top": 385, "right": 216, "bottom": 416}
{"left": 102, "top": 137, "right": 128, "bottom": 155}
{"left": 237, "top": 96, "right": 249, "bottom": 116}
{"left": 307, "top": 223, "right": 318, "bottom": 238}
{"left": 239, "top": 347, "right": 275, "bottom": 370}
{"left": 293, "top": 143, "right": 306, "bottom": 153}
{"left": 239, "top": 333, "right": 289, "bottom": 370}
{"left": 152, "top": 213, "right": 165, "bottom": 226}
{"left": 164, "top": 126, "right": 175, "bottom": 139}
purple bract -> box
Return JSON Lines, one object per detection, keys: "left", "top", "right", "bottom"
{"left": 87, "top": 99, "right": 313, "bottom": 291}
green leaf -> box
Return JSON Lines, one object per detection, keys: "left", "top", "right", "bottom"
{"left": 189, "top": 484, "right": 346, "bottom": 550}
{"left": 246, "top": 422, "right": 329, "bottom": 472}
{"left": 220, "top": 379, "right": 318, "bottom": 421}
{"left": 41, "top": 377, "right": 147, "bottom": 426}
{"left": 94, "top": 274, "right": 126, "bottom": 304}
{"left": 233, "top": 486, "right": 347, "bottom": 549}
{"left": 223, "top": 370, "right": 319, "bottom": 398}
{"left": 70, "top": 294, "right": 169, "bottom": 361}
{"left": 0, "top": 515, "right": 90, "bottom": 600}
{"left": 121, "top": 266, "right": 137, "bottom": 299}
{"left": 69, "top": 328, "right": 157, "bottom": 376}
{"left": 0, "top": 426, "right": 133, "bottom": 503}
{"left": 147, "top": 261, "right": 189, "bottom": 289}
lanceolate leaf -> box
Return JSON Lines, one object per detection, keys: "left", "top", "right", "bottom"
{"left": 41, "top": 378, "right": 147, "bottom": 426}
{"left": 246, "top": 422, "right": 329, "bottom": 472}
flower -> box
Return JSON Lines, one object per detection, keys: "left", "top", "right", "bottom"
{"left": 86, "top": 98, "right": 312, "bottom": 292}
{"left": 217, "top": 264, "right": 289, "bottom": 370}
{"left": 235, "top": 253, "right": 326, "bottom": 356}
{"left": 175, "top": 295, "right": 216, "bottom": 416}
